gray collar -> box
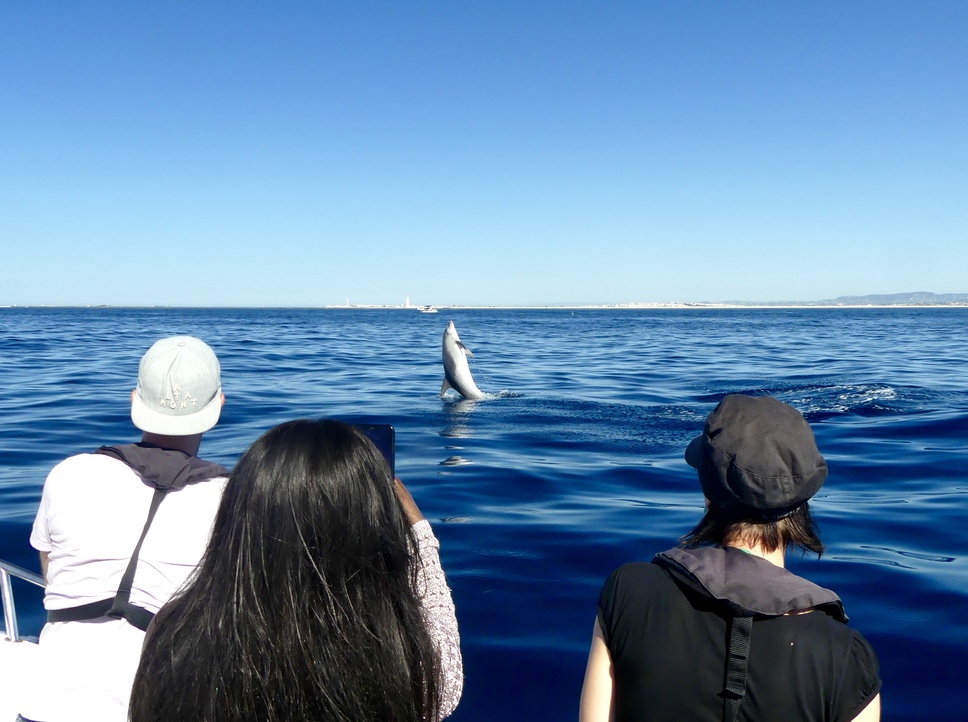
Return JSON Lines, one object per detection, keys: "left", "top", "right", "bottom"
{"left": 655, "top": 546, "right": 847, "bottom": 622}
{"left": 96, "top": 443, "right": 229, "bottom": 491}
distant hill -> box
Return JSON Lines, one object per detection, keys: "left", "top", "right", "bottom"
{"left": 812, "top": 292, "right": 968, "bottom": 306}
{"left": 714, "top": 292, "right": 968, "bottom": 307}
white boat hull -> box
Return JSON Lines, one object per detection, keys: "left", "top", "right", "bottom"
{"left": 0, "top": 637, "right": 39, "bottom": 720}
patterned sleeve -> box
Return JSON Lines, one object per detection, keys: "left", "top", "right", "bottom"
{"left": 412, "top": 519, "right": 464, "bottom": 719}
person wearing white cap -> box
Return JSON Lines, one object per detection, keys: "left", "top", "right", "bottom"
{"left": 580, "top": 394, "right": 882, "bottom": 722}
{"left": 20, "top": 336, "right": 230, "bottom": 722}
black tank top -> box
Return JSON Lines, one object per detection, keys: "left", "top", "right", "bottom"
{"left": 597, "top": 557, "right": 880, "bottom": 722}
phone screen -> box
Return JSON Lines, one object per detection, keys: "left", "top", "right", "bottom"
{"left": 357, "top": 424, "right": 395, "bottom": 477}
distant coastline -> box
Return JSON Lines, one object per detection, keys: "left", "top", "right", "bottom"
{"left": 325, "top": 291, "right": 968, "bottom": 310}
{"left": 4, "top": 292, "right": 968, "bottom": 310}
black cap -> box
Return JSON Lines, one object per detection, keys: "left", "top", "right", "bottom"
{"left": 684, "top": 395, "right": 827, "bottom": 520}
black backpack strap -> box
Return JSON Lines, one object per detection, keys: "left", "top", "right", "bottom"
{"left": 47, "top": 445, "right": 227, "bottom": 631}
{"left": 47, "top": 599, "right": 113, "bottom": 623}
{"left": 723, "top": 614, "right": 753, "bottom": 722}
{"left": 104, "top": 484, "right": 168, "bottom": 631}
{"left": 48, "top": 485, "right": 168, "bottom": 632}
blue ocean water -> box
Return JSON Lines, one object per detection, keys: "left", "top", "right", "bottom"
{"left": 1, "top": 307, "right": 966, "bottom": 720}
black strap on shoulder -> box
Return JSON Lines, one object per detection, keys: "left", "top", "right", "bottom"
{"left": 48, "top": 485, "right": 167, "bottom": 632}
{"left": 723, "top": 614, "right": 753, "bottom": 722}
{"left": 47, "top": 445, "right": 227, "bottom": 632}
{"left": 105, "top": 484, "right": 168, "bottom": 630}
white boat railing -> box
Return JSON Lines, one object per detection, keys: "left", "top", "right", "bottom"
{"left": 0, "top": 559, "right": 44, "bottom": 643}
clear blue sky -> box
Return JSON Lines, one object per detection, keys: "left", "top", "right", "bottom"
{"left": 3, "top": 2, "right": 966, "bottom": 306}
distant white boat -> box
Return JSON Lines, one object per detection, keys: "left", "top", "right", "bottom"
{"left": 418, "top": 305, "right": 439, "bottom": 314}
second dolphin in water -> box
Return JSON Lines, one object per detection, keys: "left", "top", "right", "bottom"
{"left": 441, "top": 320, "right": 486, "bottom": 400}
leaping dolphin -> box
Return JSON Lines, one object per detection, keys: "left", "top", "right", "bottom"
{"left": 441, "top": 321, "right": 486, "bottom": 400}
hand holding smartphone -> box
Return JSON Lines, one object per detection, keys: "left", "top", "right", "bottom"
{"left": 355, "top": 423, "right": 424, "bottom": 525}
{"left": 356, "top": 424, "right": 395, "bottom": 477}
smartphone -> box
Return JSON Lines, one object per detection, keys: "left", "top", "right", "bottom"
{"left": 357, "top": 424, "right": 395, "bottom": 477}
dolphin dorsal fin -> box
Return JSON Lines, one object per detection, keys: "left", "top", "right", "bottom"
{"left": 457, "top": 341, "right": 475, "bottom": 359}
{"left": 441, "top": 377, "right": 452, "bottom": 395}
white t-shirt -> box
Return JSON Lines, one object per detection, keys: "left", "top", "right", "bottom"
{"left": 21, "top": 451, "right": 227, "bottom": 722}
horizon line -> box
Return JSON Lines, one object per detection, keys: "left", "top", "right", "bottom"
{"left": 4, "top": 302, "right": 968, "bottom": 311}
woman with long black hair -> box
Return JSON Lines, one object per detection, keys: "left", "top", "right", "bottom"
{"left": 129, "top": 419, "right": 463, "bottom": 722}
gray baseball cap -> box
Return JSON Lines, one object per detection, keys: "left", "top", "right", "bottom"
{"left": 685, "top": 394, "right": 827, "bottom": 520}
{"left": 131, "top": 336, "right": 222, "bottom": 436}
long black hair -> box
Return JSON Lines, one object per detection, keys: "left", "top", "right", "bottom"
{"left": 130, "top": 419, "right": 441, "bottom": 722}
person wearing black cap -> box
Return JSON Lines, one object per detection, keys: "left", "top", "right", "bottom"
{"left": 580, "top": 394, "right": 882, "bottom": 722}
